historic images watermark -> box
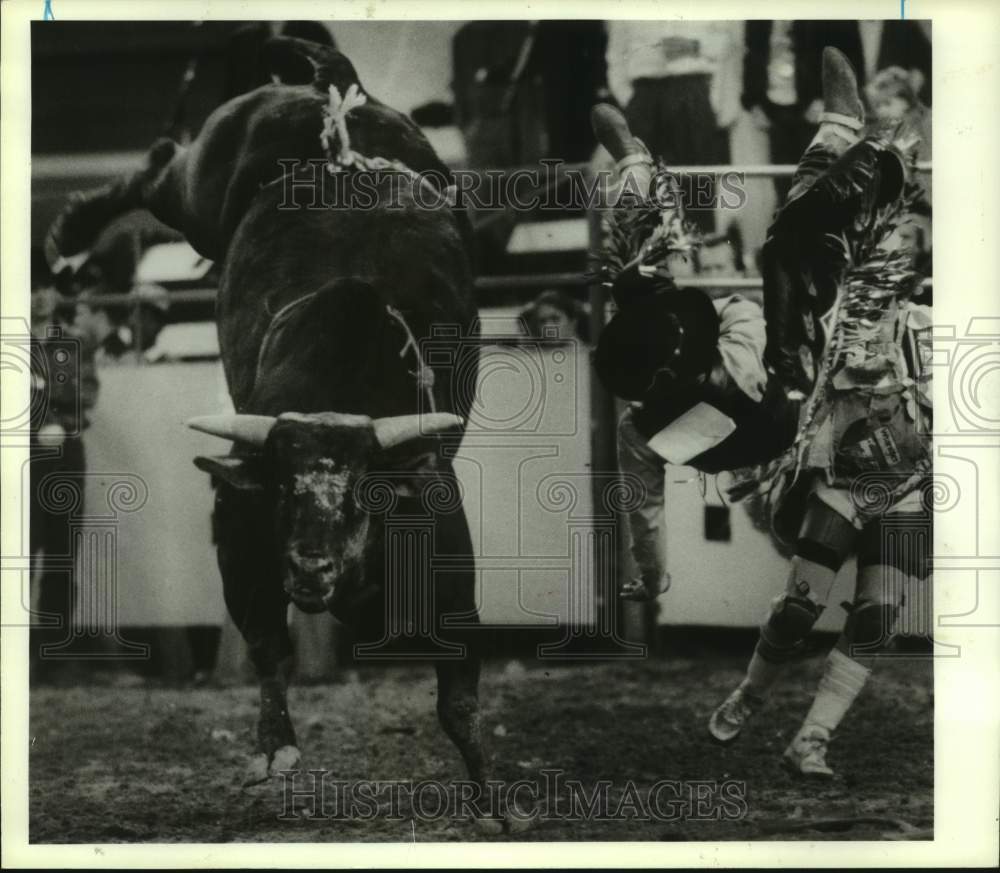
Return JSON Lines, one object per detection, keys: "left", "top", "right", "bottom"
{"left": 275, "top": 158, "right": 748, "bottom": 214}
{"left": 276, "top": 769, "right": 748, "bottom": 825}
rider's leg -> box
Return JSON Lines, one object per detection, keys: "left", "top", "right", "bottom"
{"left": 741, "top": 492, "right": 858, "bottom": 700}
{"left": 708, "top": 489, "right": 857, "bottom": 743}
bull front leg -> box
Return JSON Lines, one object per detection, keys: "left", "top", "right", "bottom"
{"left": 244, "top": 637, "right": 300, "bottom": 786}
{"left": 435, "top": 655, "right": 530, "bottom": 834}
{"left": 435, "top": 655, "right": 488, "bottom": 784}
{"left": 215, "top": 490, "right": 301, "bottom": 786}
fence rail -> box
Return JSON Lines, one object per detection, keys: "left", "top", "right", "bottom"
{"left": 32, "top": 153, "right": 933, "bottom": 183}
{"left": 81, "top": 274, "right": 933, "bottom": 310}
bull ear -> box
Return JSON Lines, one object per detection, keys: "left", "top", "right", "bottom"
{"left": 372, "top": 413, "right": 464, "bottom": 450}
{"left": 194, "top": 455, "right": 264, "bottom": 492}
{"left": 263, "top": 36, "right": 361, "bottom": 92}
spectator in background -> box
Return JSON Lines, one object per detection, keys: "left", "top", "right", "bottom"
{"left": 695, "top": 225, "right": 747, "bottom": 292}
{"left": 742, "top": 21, "right": 932, "bottom": 204}
{"left": 866, "top": 65, "right": 933, "bottom": 301}
{"left": 74, "top": 283, "right": 172, "bottom": 363}
{"left": 856, "top": 20, "right": 932, "bottom": 105}
{"left": 523, "top": 21, "right": 610, "bottom": 163}
{"left": 452, "top": 21, "right": 609, "bottom": 167}
{"left": 742, "top": 22, "right": 828, "bottom": 203}
{"left": 866, "top": 65, "right": 932, "bottom": 161}
{"left": 520, "top": 289, "right": 589, "bottom": 343}
{"left": 29, "top": 253, "right": 99, "bottom": 683}
{"left": 606, "top": 21, "right": 743, "bottom": 232}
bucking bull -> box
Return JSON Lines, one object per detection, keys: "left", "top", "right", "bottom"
{"left": 46, "top": 36, "right": 516, "bottom": 829}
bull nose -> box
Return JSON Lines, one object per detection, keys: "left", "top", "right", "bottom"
{"left": 289, "top": 552, "right": 334, "bottom": 576}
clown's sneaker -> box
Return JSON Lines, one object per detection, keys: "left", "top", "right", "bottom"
{"left": 783, "top": 725, "right": 834, "bottom": 777}
{"left": 708, "top": 685, "right": 762, "bottom": 744}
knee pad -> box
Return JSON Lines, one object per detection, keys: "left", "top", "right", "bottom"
{"left": 758, "top": 593, "right": 823, "bottom": 662}
{"left": 857, "top": 516, "right": 932, "bottom": 581}
{"left": 844, "top": 598, "right": 900, "bottom": 654}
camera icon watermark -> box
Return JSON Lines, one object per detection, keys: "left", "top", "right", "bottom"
{"left": 1, "top": 319, "right": 83, "bottom": 441}
{"left": 934, "top": 317, "right": 1000, "bottom": 434}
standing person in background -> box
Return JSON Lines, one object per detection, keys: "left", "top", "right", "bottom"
{"left": 29, "top": 253, "right": 99, "bottom": 683}
{"left": 606, "top": 21, "right": 743, "bottom": 233}
{"left": 742, "top": 22, "right": 825, "bottom": 203}
{"left": 742, "top": 22, "right": 854, "bottom": 203}
{"left": 523, "top": 21, "right": 610, "bottom": 163}
{"left": 742, "top": 21, "right": 931, "bottom": 205}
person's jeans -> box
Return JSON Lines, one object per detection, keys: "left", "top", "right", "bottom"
{"left": 616, "top": 407, "right": 668, "bottom": 592}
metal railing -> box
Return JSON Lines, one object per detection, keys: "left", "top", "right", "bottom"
{"left": 61, "top": 157, "right": 934, "bottom": 648}
{"left": 82, "top": 274, "right": 933, "bottom": 311}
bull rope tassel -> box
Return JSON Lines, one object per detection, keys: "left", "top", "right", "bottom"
{"left": 385, "top": 305, "right": 437, "bottom": 413}
{"left": 320, "top": 84, "right": 368, "bottom": 172}
{"left": 318, "top": 84, "right": 457, "bottom": 206}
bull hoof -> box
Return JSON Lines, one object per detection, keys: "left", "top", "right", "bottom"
{"left": 241, "top": 745, "right": 302, "bottom": 787}
{"left": 269, "top": 744, "right": 302, "bottom": 775}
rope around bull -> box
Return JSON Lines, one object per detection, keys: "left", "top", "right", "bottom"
{"left": 252, "top": 87, "right": 443, "bottom": 411}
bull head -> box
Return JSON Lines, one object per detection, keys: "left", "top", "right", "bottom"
{"left": 189, "top": 411, "right": 462, "bottom": 613}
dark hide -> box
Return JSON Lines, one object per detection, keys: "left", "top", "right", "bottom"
{"left": 47, "top": 37, "right": 497, "bottom": 811}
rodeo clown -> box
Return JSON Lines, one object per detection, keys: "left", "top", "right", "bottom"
{"left": 592, "top": 47, "right": 933, "bottom": 777}
{"left": 590, "top": 103, "right": 799, "bottom": 603}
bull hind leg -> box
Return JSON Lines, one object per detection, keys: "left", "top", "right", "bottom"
{"left": 215, "top": 491, "right": 301, "bottom": 786}
{"left": 46, "top": 138, "right": 180, "bottom": 264}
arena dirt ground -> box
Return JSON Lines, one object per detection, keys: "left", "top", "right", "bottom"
{"left": 29, "top": 654, "right": 932, "bottom": 843}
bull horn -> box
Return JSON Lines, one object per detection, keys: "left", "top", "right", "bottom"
{"left": 186, "top": 414, "right": 277, "bottom": 447}
{"left": 372, "top": 413, "right": 464, "bottom": 449}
